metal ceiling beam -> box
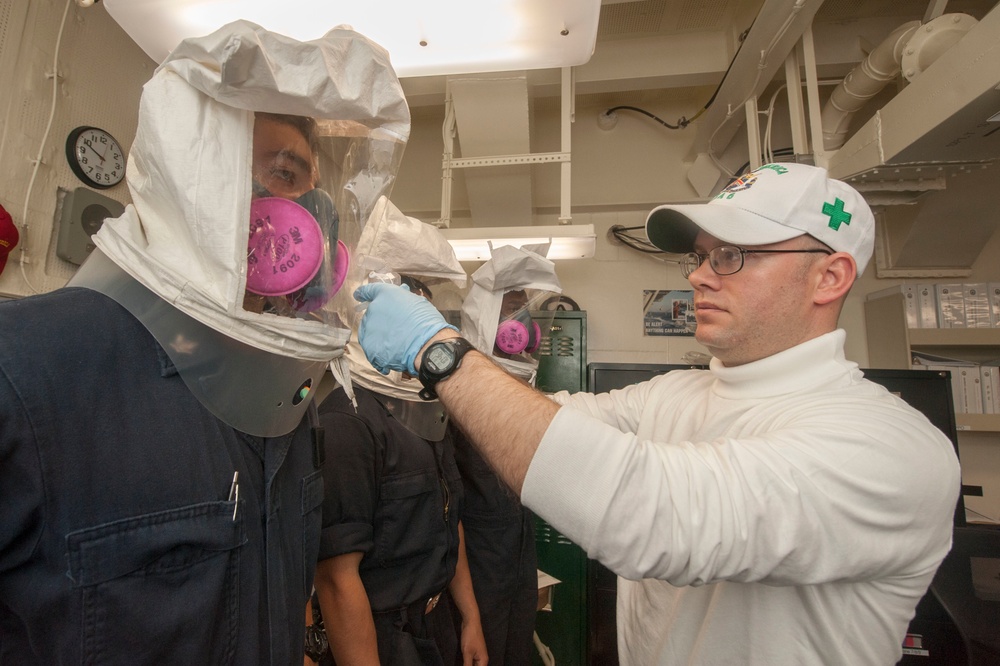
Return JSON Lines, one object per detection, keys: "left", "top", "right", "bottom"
{"left": 688, "top": 0, "right": 826, "bottom": 168}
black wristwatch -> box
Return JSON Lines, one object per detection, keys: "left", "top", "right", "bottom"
{"left": 304, "top": 622, "right": 328, "bottom": 662}
{"left": 418, "top": 337, "right": 476, "bottom": 401}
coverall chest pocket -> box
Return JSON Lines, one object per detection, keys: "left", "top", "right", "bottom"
{"left": 66, "top": 501, "right": 246, "bottom": 665}
{"left": 375, "top": 471, "right": 445, "bottom": 567}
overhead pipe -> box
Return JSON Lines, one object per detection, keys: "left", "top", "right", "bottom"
{"left": 820, "top": 20, "right": 920, "bottom": 151}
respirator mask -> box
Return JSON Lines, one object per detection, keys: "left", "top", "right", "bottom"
{"left": 461, "top": 245, "right": 562, "bottom": 386}
{"left": 489, "top": 288, "right": 558, "bottom": 383}
{"left": 245, "top": 186, "right": 348, "bottom": 314}
{"left": 496, "top": 307, "right": 542, "bottom": 356}
{"left": 241, "top": 114, "right": 406, "bottom": 335}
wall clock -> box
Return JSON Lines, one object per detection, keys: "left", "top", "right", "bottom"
{"left": 65, "top": 126, "right": 126, "bottom": 189}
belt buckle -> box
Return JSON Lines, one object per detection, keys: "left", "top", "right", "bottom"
{"left": 424, "top": 592, "right": 442, "bottom": 615}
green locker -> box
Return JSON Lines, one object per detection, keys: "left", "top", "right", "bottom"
{"left": 535, "top": 310, "right": 587, "bottom": 395}
{"left": 532, "top": 311, "right": 588, "bottom": 665}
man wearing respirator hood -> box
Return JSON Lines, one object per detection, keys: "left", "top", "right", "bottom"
{"left": 451, "top": 245, "right": 561, "bottom": 666}
{"left": 0, "top": 21, "right": 408, "bottom": 664}
{"left": 308, "top": 200, "right": 488, "bottom": 665}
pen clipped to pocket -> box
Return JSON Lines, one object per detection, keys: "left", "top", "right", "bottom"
{"left": 227, "top": 471, "right": 239, "bottom": 521}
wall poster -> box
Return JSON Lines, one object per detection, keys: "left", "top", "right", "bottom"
{"left": 643, "top": 289, "right": 696, "bottom": 336}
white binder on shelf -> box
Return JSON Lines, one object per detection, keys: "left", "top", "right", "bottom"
{"left": 912, "top": 352, "right": 981, "bottom": 414}
{"left": 980, "top": 365, "right": 1000, "bottom": 414}
{"left": 915, "top": 284, "right": 938, "bottom": 328}
{"left": 935, "top": 284, "right": 967, "bottom": 328}
{"left": 963, "top": 283, "right": 992, "bottom": 328}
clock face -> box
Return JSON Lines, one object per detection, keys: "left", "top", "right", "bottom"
{"left": 65, "top": 126, "right": 126, "bottom": 189}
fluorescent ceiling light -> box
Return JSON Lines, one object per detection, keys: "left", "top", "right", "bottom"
{"left": 103, "top": 0, "right": 601, "bottom": 78}
{"left": 440, "top": 225, "right": 596, "bottom": 261}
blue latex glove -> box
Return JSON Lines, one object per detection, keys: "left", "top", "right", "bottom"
{"left": 353, "top": 282, "right": 457, "bottom": 375}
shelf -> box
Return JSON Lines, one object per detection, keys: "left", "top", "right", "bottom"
{"left": 908, "top": 328, "right": 1000, "bottom": 347}
{"left": 864, "top": 293, "right": 1000, "bottom": 430}
{"left": 864, "top": 293, "right": 1000, "bottom": 369}
{"left": 956, "top": 413, "right": 1000, "bottom": 433}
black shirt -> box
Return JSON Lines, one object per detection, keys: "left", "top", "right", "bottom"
{"left": 317, "top": 385, "right": 463, "bottom": 611}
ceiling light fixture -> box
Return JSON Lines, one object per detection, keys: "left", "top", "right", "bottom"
{"left": 440, "top": 224, "right": 596, "bottom": 261}
{"left": 102, "top": 0, "right": 601, "bottom": 78}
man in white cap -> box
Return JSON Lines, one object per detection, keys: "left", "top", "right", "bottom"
{"left": 350, "top": 162, "right": 961, "bottom": 665}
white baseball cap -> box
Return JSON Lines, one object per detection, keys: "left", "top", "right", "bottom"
{"left": 645, "top": 162, "right": 875, "bottom": 276}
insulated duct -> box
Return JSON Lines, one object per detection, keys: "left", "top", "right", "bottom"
{"left": 446, "top": 74, "right": 534, "bottom": 228}
{"left": 827, "top": 6, "right": 1000, "bottom": 183}
{"left": 821, "top": 13, "right": 979, "bottom": 152}
{"left": 685, "top": 0, "right": 826, "bottom": 197}
{"left": 825, "top": 6, "right": 1000, "bottom": 275}
{"left": 820, "top": 20, "right": 919, "bottom": 151}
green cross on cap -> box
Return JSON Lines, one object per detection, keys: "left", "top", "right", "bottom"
{"left": 822, "top": 198, "right": 852, "bottom": 231}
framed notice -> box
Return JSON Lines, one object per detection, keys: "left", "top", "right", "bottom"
{"left": 643, "top": 290, "right": 696, "bottom": 336}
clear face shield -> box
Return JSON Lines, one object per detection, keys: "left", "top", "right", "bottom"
{"left": 242, "top": 113, "right": 405, "bottom": 331}
{"left": 400, "top": 275, "right": 466, "bottom": 325}
{"left": 79, "top": 113, "right": 405, "bottom": 438}
{"left": 459, "top": 244, "right": 561, "bottom": 385}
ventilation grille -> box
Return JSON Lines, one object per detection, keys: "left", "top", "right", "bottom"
{"left": 597, "top": 0, "right": 996, "bottom": 45}
{"left": 535, "top": 519, "right": 575, "bottom": 546}
{"left": 598, "top": 0, "right": 669, "bottom": 38}
{"left": 599, "top": 0, "right": 735, "bottom": 41}
{"left": 816, "top": 0, "right": 995, "bottom": 20}
{"left": 0, "top": 1, "right": 14, "bottom": 57}
{"left": 676, "top": 0, "right": 731, "bottom": 31}
{"left": 539, "top": 332, "right": 576, "bottom": 359}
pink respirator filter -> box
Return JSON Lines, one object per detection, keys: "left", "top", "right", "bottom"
{"left": 245, "top": 197, "right": 325, "bottom": 296}
{"left": 495, "top": 319, "right": 542, "bottom": 355}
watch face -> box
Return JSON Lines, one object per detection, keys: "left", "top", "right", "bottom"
{"left": 425, "top": 344, "right": 455, "bottom": 373}
{"left": 66, "top": 126, "right": 126, "bottom": 189}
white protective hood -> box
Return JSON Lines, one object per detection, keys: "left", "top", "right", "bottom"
{"left": 345, "top": 197, "right": 467, "bottom": 401}
{"left": 461, "top": 244, "right": 562, "bottom": 380}
{"left": 93, "top": 20, "right": 410, "bottom": 362}
{"left": 354, "top": 197, "right": 468, "bottom": 285}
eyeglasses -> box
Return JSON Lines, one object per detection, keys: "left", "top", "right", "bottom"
{"left": 680, "top": 245, "right": 833, "bottom": 278}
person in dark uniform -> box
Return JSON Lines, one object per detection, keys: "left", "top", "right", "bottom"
{"left": 447, "top": 248, "right": 563, "bottom": 665}
{"left": 0, "top": 22, "right": 409, "bottom": 665}
{"left": 311, "top": 385, "right": 484, "bottom": 666}
{"left": 308, "top": 218, "right": 487, "bottom": 666}
{"left": 451, "top": 428, "right": 539, "bottom": 666}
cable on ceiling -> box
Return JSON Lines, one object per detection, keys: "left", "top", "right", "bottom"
{"left": 601, "top": 105, "right": 685, "bottom": 130}
{"left": 608, "top": 224, "right": 665, "bottom": 254}
{"left": 595, "top": 13, "right": 754, "bottom": 136}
